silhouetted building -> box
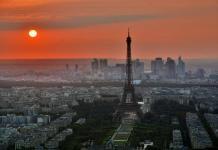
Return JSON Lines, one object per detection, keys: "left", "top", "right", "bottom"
{"left": 99, "top": 59, "right": 108, "bottom": 71}
{"left": 177, "top": 56, "right": 186, "bottom": 78}
{"left": 195, "top": 68, "right": 205, "bottom": 79}
{"left": 165, "top": 57, "right": 176, "bottom": 79}
{"left": 151, "top": 57, "right": 164, "bottom": 77}
{"left": 75, "top": 64, "right": 78, "bottom": 72}
{"left": 91, "top": 59, "right": 99, "bottom": 73}
{"left": 91, "top": 59, "right": 108, "bottom": 73}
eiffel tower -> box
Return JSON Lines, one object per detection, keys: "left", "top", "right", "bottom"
{"left": 114, "top": 30, "right": 142, "bottom": 122}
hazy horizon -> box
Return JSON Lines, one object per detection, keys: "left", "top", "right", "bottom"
{"left": 0, "top": 58, "right": 217, "bottom": 73}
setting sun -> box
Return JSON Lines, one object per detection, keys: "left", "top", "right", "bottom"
{"left": 29, "top": 29, "right": 37, "bottom": 38}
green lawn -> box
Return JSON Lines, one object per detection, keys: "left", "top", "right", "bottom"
{"left": 129, "top": 123, "right": 172, "bottom": 149}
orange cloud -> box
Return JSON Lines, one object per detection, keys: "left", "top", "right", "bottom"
{"left": 0, "top": 0, "right": 217, "bottom": 59}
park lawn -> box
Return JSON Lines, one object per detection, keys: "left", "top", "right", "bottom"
{"left": 130, "top": 123, "right": 172, "bottom": 148}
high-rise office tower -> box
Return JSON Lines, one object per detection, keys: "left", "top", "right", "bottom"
{"left": 177, "top": 56, "right": 186, "bottom": 78}
{"left": 75, "top": 64, "right": 79, "bottom": 72}
{"left": 99, "top": 59, "right": 108, "bottom": 71}
{"left": 91, "top": 58, "right": 99, "bottom": 73}
{"left": 165, "top": 57, "right": 176, "bottom": 78}
{"left": 66, "top": 64, "right": 69, "bottom": 71}
{"left": 151, "top": 57, "right": 164, "bottom": 76}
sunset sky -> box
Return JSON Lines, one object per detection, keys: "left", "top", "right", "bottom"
{"left": 0, "top": 0, "right": 218, "bottom": 59}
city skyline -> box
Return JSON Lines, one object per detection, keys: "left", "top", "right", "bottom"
{"left": 0, "top": 0, "right": 218, "bottom": 59}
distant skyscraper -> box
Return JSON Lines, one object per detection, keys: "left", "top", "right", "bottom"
{"left": 66, "top": 64, "right": 69, "bottom": 71}
{"left": 91, "top": 58, "right": 99, "bottom": 73}
{"left": 133, "top": 59, "right": 144, "bottom": 79}
{"left": 151, "top": 57, "right": 164, "bottom": 77}
{"left": 91, "top": 59, "right": 108, "bottom": 73}
{"left": 75, "top": 64, "right": 79, "bottom": 72}
{"left": 165, "top": 57, "right": 176, "bottom": 79}
{"left": 99, "top": 59, "right": 108, "bottom": 71}
{"left": 195, "top": 68, "right": 205, "bottom": 79}
{"left": 177, "top": 56, "right": 186, "bottom": 78}
{"left": 151, "top": 60, "right": 155, "bottom": 73}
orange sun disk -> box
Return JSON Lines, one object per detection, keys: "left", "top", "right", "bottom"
{"left": 29, "top": 29, "right": 37, "bottom": 38}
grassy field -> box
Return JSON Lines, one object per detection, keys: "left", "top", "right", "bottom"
{"left": 129, "top": 123, "right": 172, "bottom": 149}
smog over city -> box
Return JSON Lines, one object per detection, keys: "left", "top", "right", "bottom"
{"left": 0, "top": 0, "right": 218, "bottom": 150}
